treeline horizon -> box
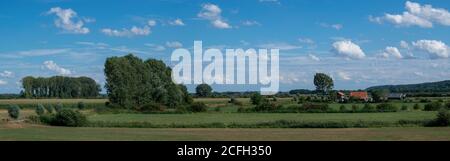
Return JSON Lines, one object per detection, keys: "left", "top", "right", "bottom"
{"left": 21, "top": 76, "right": 101, "bottom": 98}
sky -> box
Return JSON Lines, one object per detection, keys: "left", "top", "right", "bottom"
{"left": 0, "top": 0, "right": 449, "bottom": 93}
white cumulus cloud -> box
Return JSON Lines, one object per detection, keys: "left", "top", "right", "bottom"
{"left": 0, "top": 80, "right": 7, "bottom": 85}
{"left": 337, "top": 71, "right": 352, "bottom": 81}
{"left": 332, "top": 40, "right": 366, "bottom": 59}
{"left": 46, "top": 7, "right": 90, "bottom": 34}
{"left": 198, "top": 3, "right": 231, "bottom": 29}
{"left": 370, "top": 1, "right": 450, "bottom": 28}
{"left": 43, "top": 60, "right": 72, "bottom": 75}
{"left": 412, "top": 40, "right": 449, "bottom": 59}
{"left": 0, "top": 71, "right": 14, "bottom": 78}
{"left": 101, "top": 26, "right": 151, "bottom": 37}
{"left": 169, "top": 18, "right": 185, "bottom": 26}
{"left": 382, "top": 46, "right": 403, "bottom": 59}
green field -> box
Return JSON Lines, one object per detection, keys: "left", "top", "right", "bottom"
{"left": 88, "top": 111, "right": 436, "bottom": 125}
{"left": 0, "top": 124, "right": 449, "bottom": 141}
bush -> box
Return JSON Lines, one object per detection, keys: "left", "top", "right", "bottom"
{"left": 401, "top": 105, "right": 408, "bottom": 111}
{"left": 254, "top": 102, "right": 279, "bottom": 112}
{"left": 413, "top": 103, "right": 420, "bottom": 110}
{"left": 250, "top": 93, "right": 263, "bottom": 105}
{"left": 229, "top": 97, "right": 243, "bottom": 106}
{"left": 55, "top": 103, "right": 64, "bottom": 112}
{"left": 188, "top": 102, "right": 208, "bottom": 112}
{"left": 8, "top": 104, "right": 20, "bottom": 119}
{"left": 51, "top": 109, "right": 87, "bottom": 127}
{"left": 45, "top": 104, "right": 54, "bottom": 114}
{"left": 339, "top": 105, "right": 346, "bottom": 112}
{"left": 445, "top": 102, "right": 450, "bottom": 109}
{"left": 351, "top": 104, "right": 359, "bottom": 112}
{"left": 362, "top": 104, "right": 376, "bottom": 112}
{"left": 424, "top": 102, "right": 443, "bottom": 111}
{"left": 175, "top": 105, "right": 188, "bottom": 113}
{"left": 77, "top": 102, "right": 85, "bottom": 110}
{"left": 36, "top": 104, "right": 45, "bottom": 116}
{"left": 376, "top": 103, "right": 398, "bottom": 112}
{"left": 427, "top": 108, "right": 450, "bottom": 127}
{"left": 301, "top": 103, "right": 330, "bottom": 112}
{"left": 137, "top": 103, "right": 166, "bottom": 112}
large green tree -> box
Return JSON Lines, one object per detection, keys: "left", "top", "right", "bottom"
{"left": 195, "top": 84, "right": 213, "bottom": 97}
{"left": 104, "top": 54, "right": 191, "bottom": 108}
{"left": 21, "top": 76, "right": 100, "bottom": 98}
{"left": 313, "top": 73, "right": 334, "bottom": 94}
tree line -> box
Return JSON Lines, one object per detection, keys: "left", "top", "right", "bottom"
{"left": 104, "top": 54, "right": 192, "bottom": 108}
{"left": 21, "top": 76, "right": 101, "bottom": 98}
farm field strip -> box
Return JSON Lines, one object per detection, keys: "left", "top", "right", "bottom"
{"left": 0, "top": 125, "right": 448, "bottom": 141}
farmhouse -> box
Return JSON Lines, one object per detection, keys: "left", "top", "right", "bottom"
{"left": 350, "top": 91, "right": 370, "bottom": 102}
{"left": 388, "top": 93, "right": 406, "bottom": 100}
{"left": 336, "top": 92, "right": 346, "bottom": 102}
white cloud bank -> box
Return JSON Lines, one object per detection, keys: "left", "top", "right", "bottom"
{"left": 370, "top": 1, "right": 450, "bottom": 28}
{"left": 412, "top": 40, "right": 449, "bottom": 59}
{"left": 43, "top": 61, "right": 72, "bottom": 75}
{"left": 198, "top": 3, "right": 232, "bottom": 29}
{"left": 47, "top": 7, "right": 90, "bottom": 34}
{"left": 332, "top": 40, "right": 366, "bottom": 59}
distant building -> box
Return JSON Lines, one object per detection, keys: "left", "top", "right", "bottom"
{"left": 337, "top": 92, "right": 346, "bottom": 102}
{"left": 388, "top": 93, "right": 406, "bottom": 100}
{"left": 350, "top": 91, "right": 370, "bottom": 102}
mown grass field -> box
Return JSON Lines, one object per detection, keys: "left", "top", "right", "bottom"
{"left": 0, "top": 124, "right": 449, "bottom": 141}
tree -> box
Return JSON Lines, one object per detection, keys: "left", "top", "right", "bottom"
{"left": 370, "top": 89, "right": 389, "bottom": 102}
{"left": 196, "top": 84, "right": 212, "bottom": 97}
{"left": 104, "top": 54, "right": 192, "bottom": 108}
{"left": 313, "top": 73, "right": 334, "bottom": 94}
{"left": 21, "top": 76, "right": 100, "bottom": 98}
{"left": 8, "top": 105, "right": 20, "bottom": 119}
{"left": 36, "top": 104, "right": 45, "bottom": 115}
{"left": 250, "top": 93, "right": 263, "bottom": 105}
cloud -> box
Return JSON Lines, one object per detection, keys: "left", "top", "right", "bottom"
{"left": 165, "top": 41, "right": 183, "bottom": 48}
{"left": 308, "top": 54, "right": 320, "bottom": 61}
{"left": 198, "top": 3, "right": 232, "bottom": 29}
{"left": 0, "top": 71, "right": 14, "bottom": 78}
{"left": 147, "top": 20, "right": 157, "bottom": 26}
{"left": 0, "top": 80, "right": 7, "bottom": 85}
{"left": 412, "top": 40, "right": 449, "bottom": 59}
{"left": 320, "top": 23, "right": 343, "bottom": 30}
{"left": 382, "top": 46, "right": 403, "bottom": 59}
{"left": 101, "top": 26, "right": 151, "bottom": 37}
{"left": 241, "top": 20, "right": 261, "bottom": 26}
{"left": 370, "top": 1, "right": 450, "bottom": 28}
{"left": 259, "top": 0, "right": 281, "bottom": 5}
{"left": 18, "top": 48, "right": 70, "bottom": 56}
{"left": 298, "top": 38, "right": 315, "bottom": 44}
{"left": 331, "top": 40, "right": 366, "bottom": 59}
{"left": 337, "top": 71, "right": 351, "bottom": 81}
{"left": 145, "top": 43, "right": 166, "bottom": 51}
{"left": 169, "top": 18, "right": 185, "bottom": 26}
{"left": 46, "top": 7, "right": 90, "bottom": 34}
{"left": 43, "top": 60, "right": 72, "bottom": 75}
{"left": 258, "top": 42, "right": 302, "bottom": 50}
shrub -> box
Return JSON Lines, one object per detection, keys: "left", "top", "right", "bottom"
{"left": 45, "top": 104, "right": 54, "bottom": 114}
{"left": 254, "top": 102, "right": 279, "bottom": 112}
{"left": 229, "top": 97, "right": 243, "bottom": 106}
{"left": 362, "top": 104, "right": 376, "bottom": 112}
{"left": 175, "top": 105, "right": 188, "bottom": 113}
{"left": 376, "top": 103, "right": 398, "bottom": 112}
{"left": 445, "top": 102, "right": 450, "bottom": 109}
{"left": 420, "top": 98, "right": 432, "bottom": 103}
{"left": 55, "top": 103, "right": 64, "bottom": 112}
{"left": 36, "top": 104, "right": 45, "bottom": 116}
{"left": 339, "top": 105, "right": 346, "bottom": 112}
{"left": 188, "top": 102, "right": 208, "bottom": 112}
{"left": 429, "top": 108, "right": 450, "bottom": 127}
{"left": 8, "top": 104, "right": 20, "bottom": 119}
{"left": 401, "top": 105, "right": 408, "bottom": 111}
{"left": 351, "top": 104, "right": 359, "bottom": 112}
{"left": 51, "top": 109, "right": 87, "bottom": 127}
{"left": 301, "top": 103, "right": 330, "bottom": 112}
{"left": 77, "top": 102, "right": 86, "bottom": 110}
{"left": 250, "top": 93, "right": 263, "bottom": 105}
{"left": 137, "top": 103, "right": 166, "bottom": 112}
{"left": 413, "top": 103, "right": 420, "bottom": 110}
{"left": 424, "top": 102, "right": 443, "bottom": 111}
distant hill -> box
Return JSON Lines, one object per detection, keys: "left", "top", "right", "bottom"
{"left": 366, "top": 80, "right": 450, "bottom": 93}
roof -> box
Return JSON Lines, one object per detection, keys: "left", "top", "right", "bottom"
{"left": 337, "top": 92, "right": 345, "bottom": 96}
{"left": 350, "top": 92, "right": 369, "bottom": 99}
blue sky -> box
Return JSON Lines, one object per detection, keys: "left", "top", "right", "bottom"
{"left": 0, "top": 0, "right": 449, "bottom": 93}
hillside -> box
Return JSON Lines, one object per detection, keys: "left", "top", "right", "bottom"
{"left": 366, "top": 80, "right": 450, "bottom": 93}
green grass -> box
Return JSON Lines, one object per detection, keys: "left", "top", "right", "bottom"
{"left": 0, "top": 125, "right": 448, "bottom": 141}
{"left": 88, "top": 111, "right": 436, "bottom": 125}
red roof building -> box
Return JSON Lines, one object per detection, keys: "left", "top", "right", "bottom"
{"left": 350, "top": 92, "right": 369, "bottom": 101}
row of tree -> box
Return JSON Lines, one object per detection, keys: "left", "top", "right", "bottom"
{"left": 22, "top": 76, "right": 101, "bottom": 98}
{"left": 104, "top": 54, "right": 192, "bottom": 108}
